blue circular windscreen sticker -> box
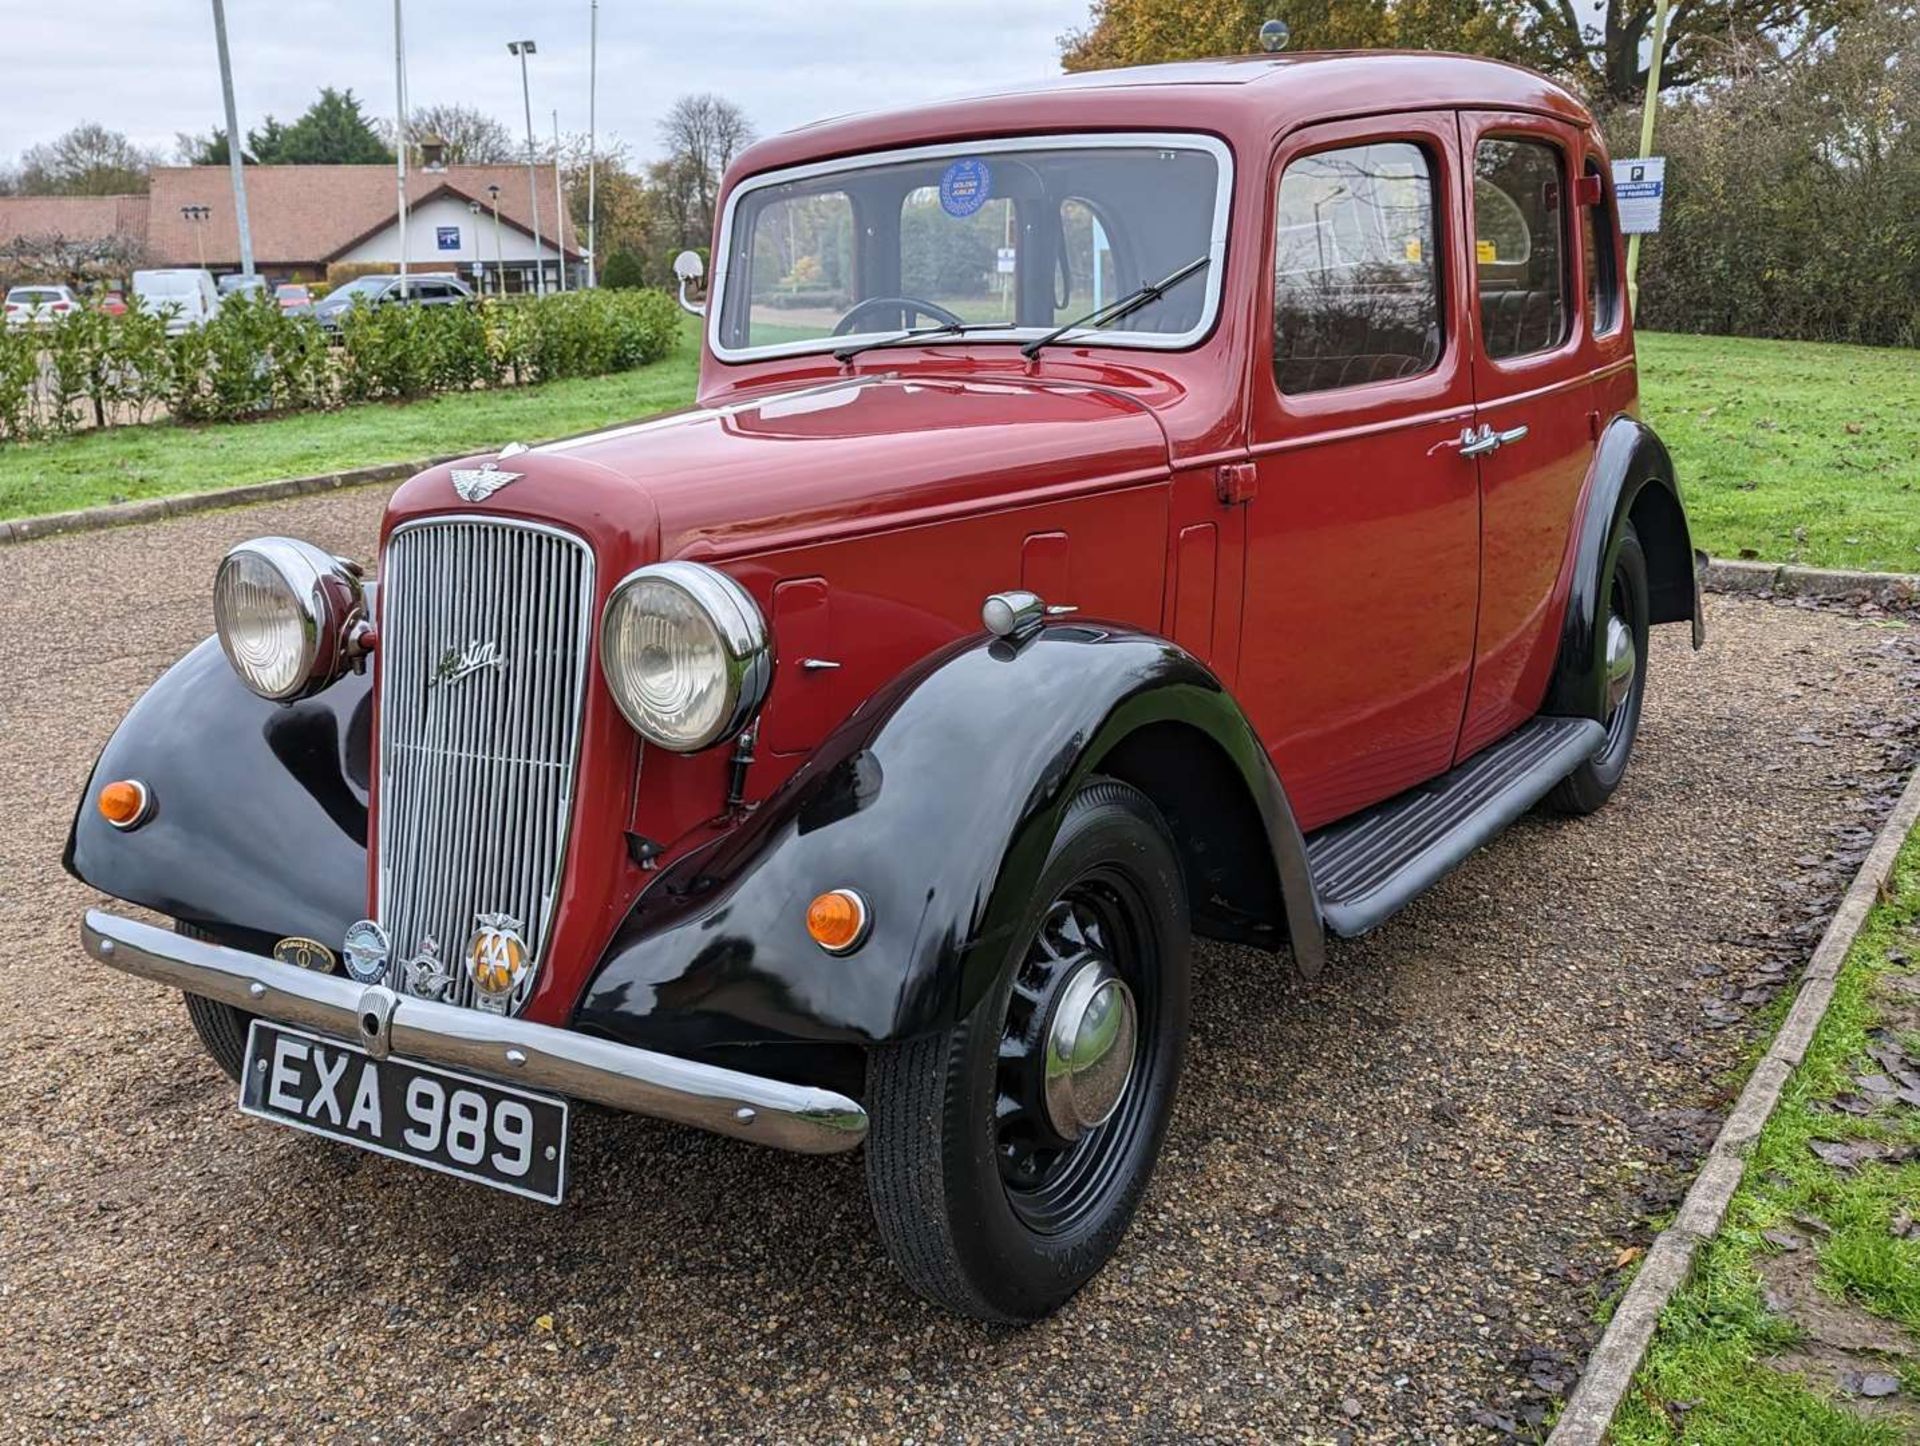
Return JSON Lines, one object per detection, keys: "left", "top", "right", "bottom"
{"left": 939, "top": 158, "right": 992, "bottom": 218}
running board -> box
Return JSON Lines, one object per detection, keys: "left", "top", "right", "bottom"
{"left": 1305, "top": 716, "right": 1606, "bottom": 938}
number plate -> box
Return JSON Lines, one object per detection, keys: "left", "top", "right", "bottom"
{"left": 239, "top": 1021, "right": 568, "bottom": 1204}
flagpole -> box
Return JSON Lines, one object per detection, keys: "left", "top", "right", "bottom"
{"left": 209, "top": 0, "right": 255, "bottom": 276}
{"left": 395, "top": 0, "right": 410, "bottom": 297}
{"left": 586, "top": 0, "right": 598, "bottom": 288}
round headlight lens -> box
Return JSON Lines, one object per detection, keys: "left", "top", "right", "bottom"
{"left": 213, "top": 538, "right": 362, "bottom": 701}
{"left": 601, "top": 562, "right": 770, "bottom": 752}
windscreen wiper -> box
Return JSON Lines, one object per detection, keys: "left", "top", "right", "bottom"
{"left": 1019, "top": 253, "right": 1212, "bottom": 360}
{"left": 833, "top": 320, "right": 1015, "bottom": 364}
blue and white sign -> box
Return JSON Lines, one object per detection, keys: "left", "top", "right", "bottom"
{"left": 1611, "top": 157, "right": 1666, "bottom": 236}
{"left": 939, "top": 158, "right": 992, "bottom": 218}
{"left": 436, "top": 225, "right": 461, "bottom": 251}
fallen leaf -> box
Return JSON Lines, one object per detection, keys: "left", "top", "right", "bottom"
{"left": 534, "top": 1314, "right": 555, "bottom": 1334}
{"left": 1615, "top": 1246, "right": 1644, "bottom": 1268}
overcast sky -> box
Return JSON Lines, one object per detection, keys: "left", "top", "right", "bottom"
{"left": 6, "top": 0, "right": 1094, "bottom": 166}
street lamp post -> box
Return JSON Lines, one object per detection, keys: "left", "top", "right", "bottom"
{"left": 209, "top": 0, "right": 254, "bottom": 277}
{"left": 552, "top": 108, "right": 567, "bottom": 292}
{"left": 508, "top": 39, "right": 543, "bottom": 296}
{"left": 182, "top": 205, "right": 211, "bottom": 269}
{"left": 468, "top": 199, "right": 483, "bottom": 293}
{"left": 586, "top": 0, "right": 598, "bottom": 288}
{"left": 487, "top": 183, "right": 504, "bottom": 294}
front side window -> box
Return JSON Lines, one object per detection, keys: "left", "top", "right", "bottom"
{"left": 1272, "top": 140, "right": 1443, "bottom": 396}
{"left": 715, "top": 136, "right": 1229, "bottom": 357}
{"left": 1474, "top": 137, "right": 1569, "bottom": 359}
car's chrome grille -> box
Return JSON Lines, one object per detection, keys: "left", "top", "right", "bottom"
{"left": 376, "top": 517, "right": 593, "bottom": 1013}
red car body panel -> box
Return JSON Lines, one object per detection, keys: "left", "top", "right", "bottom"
{"left": 362, "top": 52, "right": 1634, "bottom": 1026}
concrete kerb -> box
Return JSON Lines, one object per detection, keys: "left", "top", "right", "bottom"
{"left": 1549, "top": 763, "right": 1920, "bottom": 1444}
{"left": 1703, "top": 558, "right": 1920, "bottom": 608}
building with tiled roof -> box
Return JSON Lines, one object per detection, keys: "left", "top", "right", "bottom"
{"left": 1, "top": 161, "right": 580, "bottom": 293}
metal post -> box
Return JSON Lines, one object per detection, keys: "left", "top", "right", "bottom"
{"left": 209, "top": 0, "right": 254, "bottom": 276}
{"left": 488, "top": 183, "right": 504, "bottom": 295}
{"left": 395, "top": 0, "right": 410, "bottom": 298}
{"left": 553, "top": 109, "right": 567, "bottom": 291}
{"left": 586, "top": 0, "right": 598, "bottom": 288}
{"left": 510, "top": 40, "right": 543, "bottom": 296}
{"left": 1625, "top": 0, "right": 1673, "bottom": 307}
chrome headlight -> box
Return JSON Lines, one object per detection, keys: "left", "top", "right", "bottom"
{"left": 600, "top": 561, "right": 771, "bottom": 752}
{"left": 213, "top": 537, "right": 366, "bottom": 702}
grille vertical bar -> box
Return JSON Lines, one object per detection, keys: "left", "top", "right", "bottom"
{"left": 376, "top": 517, "right": 594, "bottom": 1012}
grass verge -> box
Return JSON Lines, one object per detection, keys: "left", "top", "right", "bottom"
{"left": 1612, "top": 826, "right": 1920, "bottom": 1444}
{"left": 1, "top": 323, "right": 1916, "bottom": 577}
{"left": 1638, "top": 331, "right": 1920, "bottom": 574}
{"left": 0, "top": 317, "right": 699, "bottom": 519}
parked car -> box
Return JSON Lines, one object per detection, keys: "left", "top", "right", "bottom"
{"left": 274, "top": 282, "right": 313, "bottom": 314}
{"left": 96, "top": 290, "right": 128, "bottom": 316}
{"left": 69, "top": 53, "right": 1701, "bottom": 1324}
{"left": 310, "top": 272, "right": 474, "bottom": 332}
{"left": 4, "top": 284, "right": 79, "bottom": 328}
{"left": 131, "top": 268, "right": 221, "bottom": 334}
{"left": 217, "top": 273, "right": 272, "bottom": 300}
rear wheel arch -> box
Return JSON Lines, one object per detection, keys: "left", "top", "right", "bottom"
{"left": 1546, "top": 415, "right": 1699, "bottom": 720}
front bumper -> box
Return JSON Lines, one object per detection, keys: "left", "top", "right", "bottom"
{"left": 81, "top": 909, "right": 868, "bottom": 1155}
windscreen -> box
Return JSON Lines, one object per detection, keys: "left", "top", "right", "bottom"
{"left": 715, "top": 138, "right": 1227, "bottom": 356}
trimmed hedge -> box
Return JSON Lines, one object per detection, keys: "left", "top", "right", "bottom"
{"left": 0, "top": 286, "right": 682, "bottom": 443}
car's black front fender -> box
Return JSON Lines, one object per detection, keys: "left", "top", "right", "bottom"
{"left": 64, "top": 634, "right": 372, "bottom": 953}
{"left": 573, "top": 624, "right": 1324, "bottom": 1056}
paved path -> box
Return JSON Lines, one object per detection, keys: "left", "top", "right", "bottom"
{"left": 2, "top": 488, "right": 1916, "bottom": 1442}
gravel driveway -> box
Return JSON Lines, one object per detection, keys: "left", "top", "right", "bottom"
{"left": 2, "top": 491, "right": 1916, "bottom": 1443}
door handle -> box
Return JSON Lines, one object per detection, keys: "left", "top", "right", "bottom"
{"left": 1454, "top": 423, "right": 1529, "bottom": 459}
{"left": 1456, "top": 425, "right": 1501, "bottom": 458}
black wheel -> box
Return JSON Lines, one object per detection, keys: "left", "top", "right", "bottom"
{"left": 1547, "top": 522, "right": 1649, "bottom": 816}
{"left": 177, "top": 922, "right": 251, "bottom": 1083}
{"left": 864, "top": 778, "right": 1190, "bottom": 1322}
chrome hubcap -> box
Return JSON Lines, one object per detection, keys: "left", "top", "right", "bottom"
{"left": 1041, "top": 961, "right": 1137, "bottom": 1140}
{"left": 1604, "top": 611, "right": 1637, "bottom": 717}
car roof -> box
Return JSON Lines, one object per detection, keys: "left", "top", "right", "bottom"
{"left": 732, "top": 51, "right": 1593, "bottom": 181}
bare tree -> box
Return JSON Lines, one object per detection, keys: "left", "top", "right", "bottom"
{"left": 407, "top": 104, "right": 518, "bottom": 164}
{"left": 658, "top": 94, "right": 754, "bottom": 245}
{"left": 16, "top": 123, "right": 158, "bottom": 196}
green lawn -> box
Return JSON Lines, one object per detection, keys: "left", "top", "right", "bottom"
{"left": 1639, "top": 331, "right": 1920, "bottom": 573}
{"left": 3, "top": 325, "right": 1918, "bottom": 576}
{"left": 1610, "top": 827, "right": 1920, "bottom": 1444}
{"left": 0, "top": 319, "right": 700, "bottom": 519}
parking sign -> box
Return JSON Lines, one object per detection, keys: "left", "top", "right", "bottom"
{"left": 1611, "top": 157, "right": 1666, "bottom": 235}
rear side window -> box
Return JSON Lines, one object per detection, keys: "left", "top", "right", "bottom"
{"left": 1272, "top": 140, "right": 1443, "bottom": 396}
{"left": 1581, "top": 161, "right": 1622, "bottom": 334}
{"left": 1474, "top": 138, "right": 1569, "bottom": 360}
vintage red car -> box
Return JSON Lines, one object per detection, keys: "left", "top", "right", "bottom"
{"left": 68, "top": 51, "right": 1700, "bottom": 1322}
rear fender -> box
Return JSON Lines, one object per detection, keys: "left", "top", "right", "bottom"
{"left": 1545, "top": 416, "right": 1702, "bottom": 721}
{"left": 574, "top": 625, "right": 1324, "bottom": 1054}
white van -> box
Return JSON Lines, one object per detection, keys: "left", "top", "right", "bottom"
{"left": 132, "top": 269, "right": 222, "bottom": 334}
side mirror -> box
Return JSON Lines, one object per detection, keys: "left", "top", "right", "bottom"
{"left": 673, "top": 250, "right": 707, "bottom": 318}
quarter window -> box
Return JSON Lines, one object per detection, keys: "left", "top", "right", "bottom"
{"left": 1272, "top": 140, "right": 1443, "bottom": 396}
{"left": 1474, "top": 138, "right": 1569, "bottom": 359}
{"left": 1581, "top": 160, "right": 1622, "bottom": 335}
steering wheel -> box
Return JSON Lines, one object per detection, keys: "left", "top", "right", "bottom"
{"left": 831, "top": 296, "right": 967, "bottom": 337}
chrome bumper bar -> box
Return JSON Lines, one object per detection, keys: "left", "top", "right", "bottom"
{"left": 80, "top": 909, "right": 868, "bottom": 1155}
